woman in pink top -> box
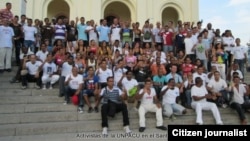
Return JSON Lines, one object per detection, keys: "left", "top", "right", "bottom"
{"left": 124, "top": 48, "right": 137, "bottom": 71}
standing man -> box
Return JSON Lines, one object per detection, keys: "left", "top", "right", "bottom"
{"left": 0, "top": 2, "right": 13, "bottom": 23}
{"left": 97, "top": 19, "right": 110, "bottom": 46}
{"left": 10, "top": 15, "right": 22, "bottom": 66}
{"left": 76, "top": 17, "right": 88, "bottom": 47}
{"left": 23, "top": 19, "right": 37, "bottom": 53}
{"left": 0, "top": 19, "right": 14, "bottom": 73}
{"left": 231, "top": 38, "right": 247, "bottom": 78}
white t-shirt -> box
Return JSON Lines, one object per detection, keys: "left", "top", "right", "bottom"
{"left": 110, "top": 25, "right": 121, "bottom": 41}
{"left": 65, "top": 74, "right": 83, "bottom": 90}
{"left": 113, "top": 67, "right": 127, "bottom": 85}
{"left": 161, "top": 86, "right": 179, "bottom": 104}
{"left": 193, "top": 72, "right": 209, "bottom": 86}
{"left": 26, "top": 61, "right": 42, "bottom": 75}
{"left": 184, "top": 37, "right": 194, "bottom": 55}
{"left": 231, "top": 46, "right": 246, "bottom": 60}
{"left": 97, "top": 68, "right": 113, "bottom": 83}
{"left": 86, "top": 25, "right": 98, "bottom": 42}
{"left": 42, "top": 62, "right": 57, "bottom": 76}
{"left": 152, "top": 27, "right": 162, "bottom": 43}
{"left": 121, "top": 77, "right": 138, "bottom": 95}
{"left": 222, "top": 36, "right": 234, "bottom": 51}
{"left": 36, "top": 51, "right": 48, "bottom": 62}
{"left": 207, "top": 78, "right": 228, "bottom": 92}
{"left": 139, "top": 88, "right": 156, "bottom": 105}
{"left": 23, "top": 25, "right": 37, "bottom": 41}
{"left": 229, "top": 84, "right": 246, "bottom": 104}
{"left": 191, "top": 85, "right": 208, "bottom": 103}
{"left": 61, "top": 62, "right": 77, "bottom": 77}
{"left": 0, "top": 25, "right": 14, "bottom": 48}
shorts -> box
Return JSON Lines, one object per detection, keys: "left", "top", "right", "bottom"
{"left": 82, "top": 89, "right": 95, "bottom": 97}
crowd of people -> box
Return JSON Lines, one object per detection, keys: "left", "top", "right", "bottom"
{"left": 0, "top": 2, "right": 250, "bottom": 135}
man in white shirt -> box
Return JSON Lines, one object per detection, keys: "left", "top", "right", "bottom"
{"left": 113, "top": 59, "right": 127, "bottom": 88}
{"left": 40, "top": 54, "right": 59, "bottom": 89}
{"left": 36, "top": 43, "right": 49, "bottom": 62}
{"left": 86, "top": 19, "right": 98, "bottom": 44}
{"left": 152, "top": 22, "right": 163, "bottom": 47}
{"left": 193, "top": 66, "right": 209, "bottom": 86}
{"left": 191, "top": 77, "right": 223, "bottom": 125}
{"left": 228, "top": 76, "right": 250, "bottom": 125}
{"left": 207, "top": 71, "right": 229, "bottom": 108}
{"left": 23, "top": 19, "right": 37, "bottom": 53}
{"left": 109, "top": 18, "right": 121, "bottom": 45}
{"left": 231, "top": 38, "right": 247, "bottom": 77}
{"left": 96, "top": 60, "right": 113, "bottom": 89}
{"left": 59, "top": 55, "right": 75, "bottom": 97}
{"left": 64, "top": 66, "right": 84, "bottom": 113}
{"left": 161, "top": 78, "right": 187, "bottom": 119}
{"left": 21, "top": 54, "right": 42, "bottom": 89}
{"left": 136, "top": 79, "right": 167, "bottom": 132}
{"left": 0, "top": 19, "right": 14, "bottom": 73}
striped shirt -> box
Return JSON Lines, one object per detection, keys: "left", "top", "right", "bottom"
{"left": 54, "top": 24, "right": 66, "bottom": 40}
{"left": 0, "top": 9, "right": 13, "bottom": 22}
{"left": 100, "top": 87, "right": 122, "bottom": 104}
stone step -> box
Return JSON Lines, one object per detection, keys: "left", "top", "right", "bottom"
{"left": 0, "top": 96, "right": 64, "bottom": 104}
{"left": 0, "top": 106, "right": 247, "bottom": 125}
{"left": 0, "top": 131, "right": 167, "bottom": 141}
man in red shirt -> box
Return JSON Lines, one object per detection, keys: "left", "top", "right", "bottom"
{"left": 162, "top": 25, "right": 174, "bottom": 55}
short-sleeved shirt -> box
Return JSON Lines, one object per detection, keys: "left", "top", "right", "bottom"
{"left": 84, "top": 75, "right": 99, "bottom": 90}
{"left": 191, "top": 85, "right": 208, "bottom": 103}
{"left": 139, "top": 88, "right": 156, "bottom": 104}
{"left": 65, "top": 74, "right": 83, "bottom": 90}
{"left": 0, "top": 25, "right": 14, "bottom": 48}
{"left": 26, "top": 61, "right": 42, "bottom": 75}
{"left": 161, "top": 86, "right": 179, "bottom": 104}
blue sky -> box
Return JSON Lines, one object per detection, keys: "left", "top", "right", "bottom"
{"left": 199, "top": 0, "right": 250, "bottom": 46}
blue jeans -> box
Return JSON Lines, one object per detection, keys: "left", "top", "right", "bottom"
{"left": 24, "top": 40, "right": 35, "bottom": 52}
{"left": 234, "top": 59, "right": 245, "bottom": 77}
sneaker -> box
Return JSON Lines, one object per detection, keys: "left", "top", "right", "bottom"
{"left": 63, "top": 101, "right": 69, "bottom": 105}
{"left": 139, "top": 127, "right": 146, "bottom": 132}
{"left": 88, "top": 107, "right": 93, "bottom": 113}
{"left": 78, "top": 107, "right": 84, "bottom": 114}
{"left": 49, "top": 85, "right": 53, "bottom": 89}
{"left": 42, "top": 85, "right": 46, "bottom": 90}
{"left": 94, "top": 107, "right": 99, "bottom": 113}
{"left": 6, "top": 69, "right": 12, "bottom": 72}
{"left": 21, "top": 85, "right": 27, "bottom": 89}
{"left": 35, "top": 85, "right": 41, "bottom": 89}
{"left": 9, "top": 77, "right": 17, "bottom": 83}
{"left": 124, "top": 126, "right": 131, "bottom": 134}
{"left": 102, "top": 127, "right": 108, "bottom": 135}
{"left": 169, "top": 115, "right": 176, "bottom": 120}
{"left": 156, "top": 126, "right": 167, "bottom": 131}
{"left": 222, "top": 104, "right": 228, "bottom": 108}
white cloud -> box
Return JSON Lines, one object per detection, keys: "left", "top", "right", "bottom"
{"left": 227, "top": 0, "right": 250, "bottom": 6}
{"left": 235, "top": 9, "right": 250, "bottom": 23}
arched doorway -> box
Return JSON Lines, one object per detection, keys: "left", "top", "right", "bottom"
{"left": 161, "top": 7, "right": 179, "bottom": 27}
{"left": 104, "top": 1, "right": 131, "bottom": 27}
{"left": 47, "top": 0, "right": 69, "bottom": 20}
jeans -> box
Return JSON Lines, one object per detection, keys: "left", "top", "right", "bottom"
{"left": 65, "top": 86, "right": 84, "bottom": 107}
{"left": 59, "top": 76, "right": 65, "bottom": 97}
{"left": 24, "top": 40, "right": 35, "bottom": 53}
{"left": 234, "top": 59, "right": 245, "bottom": 77}
{"left": 230, "top": 102, "right": 250, "bottom": 121}
{"left": 21, "top": 74, "right": 41, "bottom": 87}
{"left": 14, "top": 39, "right": 21, "bottom": 65}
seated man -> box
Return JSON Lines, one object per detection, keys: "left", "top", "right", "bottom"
{"left": 136, "top": 79, "right": 167, "bottom": 132}
{"left": 161, "top": 78, "right": 187, "bottom": 119}
{"left": 191, "top": 77, "right": 223, "bottom": 125}
{"left": 229, "top": 76, "right": 250, "bottom": 125}
{"left": 153, "top": 68, "right": 167, "bottom": 100}
{"left": 83, "top": 66, "right": 99, "bottom": 113}
{"left": 99, "top": 77, "right": 131, "bottom": 135}
{"left": 64, "top": 66, "right": 84, "bottom": 113}
{"left": 41, "top": 53, "right": 60, "bottom": 89}
{"left": 207, "top": 71, "right": 229, "bottom": 108}
{"left": 21, "top": 54, "right": 42, "bottom": 89}
{"left": 10, "top": 47, "right": 34, "bottom": 83}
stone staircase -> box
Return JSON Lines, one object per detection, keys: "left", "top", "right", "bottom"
{"left": 0, "top": 66, "right": 249, "bottom": 141}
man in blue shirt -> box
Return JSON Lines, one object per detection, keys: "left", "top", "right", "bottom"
{"left": 76, "top": 17, "right": 88, "bottom": 47}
